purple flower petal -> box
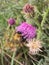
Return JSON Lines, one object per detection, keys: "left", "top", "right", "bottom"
{"left": 16, "top": 22, "right": 37, "bottom": 39}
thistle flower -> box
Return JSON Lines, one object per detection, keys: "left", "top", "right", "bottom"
{"left": 8, "top": 18, "right": 15, "bottom": 25}
{"left": 26, "top": 39, "right": 42, "bottom": 55}
{"left": 23, "top": 3, "right": 34, "bottom": 13}
{"left": 16, "top": 22, "right": 36, "bottom": 39}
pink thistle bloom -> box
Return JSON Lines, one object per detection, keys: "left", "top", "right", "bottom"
{"left": 8, "top": 18, "right": 15, "bottom": 25}
{"left": 16, "top": 22, "right": 37, "bottom": 39}
{"left": 23, "top": 3, "right": 34, "bottom": 13}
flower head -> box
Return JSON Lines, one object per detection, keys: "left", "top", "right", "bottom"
{"left": 23, "top": 3, "right": 34, "bottom": 13}
{"left": 26, "top": 39, "right": 42, "bottom": 55}
{"left": 8, "top": 18, "right": 15, "bottom": 25}
{"left": 16, "top": 22, "right": 36, "bottom": 39}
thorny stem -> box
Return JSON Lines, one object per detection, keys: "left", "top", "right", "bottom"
{"left": 37, "top": 8, "right": 49, "bottom": 39}
{"left": 41, "top": 8, "right": 49, "bottom": 28}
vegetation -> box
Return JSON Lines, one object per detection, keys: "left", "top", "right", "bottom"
{"left": 0, "top": 0, "right": 49, "bottom": 65}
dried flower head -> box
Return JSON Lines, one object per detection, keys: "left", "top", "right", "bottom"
{"left": 4, "top": 42, "right": 17, "bottom": 52}
{"left": 16, "top": 22, "right": 36, "bottom": 40}
{"left": 8, "top": 18, "right": 15, "bottom": 25}
{"left": 26, "top": 39, "right": 42, "bottom": 55}
{"left": 23, "top": 3, "right": 34, "bottom": 13}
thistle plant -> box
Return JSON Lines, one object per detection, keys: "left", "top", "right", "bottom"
{"left": 0, "top": 0, "right": 49, "bottom": 65}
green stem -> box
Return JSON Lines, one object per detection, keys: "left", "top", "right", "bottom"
{"left": 11, "top": 51, "right": 16, "bottom": 65}
{"left": 37, "top": 8, "right": 49, "bottom": 39}
{"left": 41, "top": 9, "right": 49, "bottom": 28}
{"left": 1, "top": 40, "right": 4, "bottom": 65}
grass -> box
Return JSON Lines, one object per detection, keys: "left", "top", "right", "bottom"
{"left": 0, "top": 0, "right": 49, "bottom": 65}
